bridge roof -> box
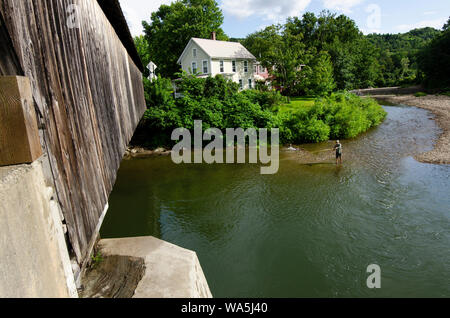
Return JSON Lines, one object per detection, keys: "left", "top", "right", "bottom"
{"left": 97, "top": 0, "right": 144, "bottom": 72}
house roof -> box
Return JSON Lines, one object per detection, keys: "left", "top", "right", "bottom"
{"left": 177, "top": 38, "right": 256, "bottom": 64}
{"left": 97, "top": 0, "right": 144, "bottom": 72}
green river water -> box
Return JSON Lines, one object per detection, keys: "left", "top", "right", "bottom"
{"left": 101, "top": 105, "right": 450, "bottom": 297}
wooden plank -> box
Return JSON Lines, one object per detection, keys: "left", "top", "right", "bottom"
{"left": 0, "top": 0, "right": 146, "bottom": 263}
{"left": 0, "top": 76, "right": 42, "bottom": 166}
{"left": 0, "top": 11, "right": 23, "bottom": 75}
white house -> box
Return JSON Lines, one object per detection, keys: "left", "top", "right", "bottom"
{"left": 177, "top": 33, "right": 257, "bottom": 90}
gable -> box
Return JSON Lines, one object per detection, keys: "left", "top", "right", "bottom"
{"left": 177, "top": 39, "right": 210, "bottom": 64}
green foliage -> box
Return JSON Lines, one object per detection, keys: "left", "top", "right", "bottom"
{"left": 414, "top": 92, "right": 428, "bottom": 97}
{"left": 367, "top": 27, "right": 442, "bottom": 87}
{"left": 240, "top": 89, "right": 288, "bottom": 110}
{"left": 135, "top": 75, "right": 386, "bottom": 147}
{"left": 243, "top": 11, "right": 442, "bottom": 91}
{"left": 134, "top": 75, "right": 284, "bottom": 147}
{"left": 444, "top": 18, "right": 450, "bottom": 31}
{"left": 298, "top": 51, "right": 335, "bottom": 96}
{"left": 418, "top": 24, "right": 450, "bottom": 90}
{"left": 279, "top": 93, "right": 387, "bottom": 144}
{"left": 144, "top": 77, "right": 175, "bottom": 107}
{"left": 255, "top": 80, "right": 270, "bottom": 92}
{"left": 288, "top": 12, "right": 379, "bottom": 90}
{"left": 243, "top": 11, "right": 382, "bottom": 93}
{"left": 278, "top": 97, "right": 317, "bottom": 116}
{"left": 134, "top": 35, "right": 151, "bottom": 78}
{"left": 143, "top": 0, "right": 228, "bottom": 78}
{"left": 242, "top": 24, "right": 307, "bottom": 95}
{"left": 367, "top": 28, "right": 441, "bottom": 53}
{"left": 91, "top": 252, "right": 103, "bottom": 269}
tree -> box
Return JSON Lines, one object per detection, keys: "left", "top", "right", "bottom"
{"left": 418, "top": 27, "right": 450, "bottom": 89}
{"left": 143, "top": 0, "right": 228, "bottom": 78}
{"left": 444, "top": 17, "right": 450, "bottom": 31}
{"left": 246, "top": 11, "right": 381, "bottom": 92}
{"left": 241, "top": 26, "right": 280, "bottom": 61}
{"left": 353, "top": 38, "right": 381, "bottom": 88}
{"left": 244, "top": 24, "right": 312, "bottom": 95}
{"left": 367, "top": 27, "right": 441, "bottom": 87}
{"left": 134, "top": 35, "right": 151, "bottom": 78}
{"left": 299, "top": 51, "right": 335, "bottom": 96}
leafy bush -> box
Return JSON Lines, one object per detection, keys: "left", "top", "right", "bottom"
{"left": 255, "top": 79, "right": 270, "bottom": 92}
{"left": 133, "top": 77, "right": 386, "bottom": 147}
{"left": 133, "top": 74, "right": 284, "bottom": 147}
{"left": 240, "top": 90, "right": 289, "bottom": 110}
{"left": 143, "top": 77, "right": 174, "bottom": 108}
{"left": 414, "top": 92, "right": 427, "bottom": 97}
{"left": 280, "top": 92, "right": 387, "bottom": 143}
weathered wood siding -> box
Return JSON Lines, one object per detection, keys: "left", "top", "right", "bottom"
{"left": 0, "top": 0, "right": 146, "bottom": 262}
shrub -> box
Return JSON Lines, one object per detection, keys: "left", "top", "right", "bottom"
{"left": 144, "top": 77, "right": 174, "bottom": 107}
{"left": 414, "top": 92, "right": 427, "bottom": 97}
{"left": 280, "top": 92, "right": 387, "bottom": 143}
{"left": 135, "top": 76, "right": 386, "bottom": 147}
{"left": 241, "top": 90, "right": 288, "bottom": 110}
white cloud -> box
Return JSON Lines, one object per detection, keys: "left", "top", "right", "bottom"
{"left": 396, "top": 17, "right": 447, "bottom": 32}
{"left": 423, "top": 11, "right": 437, "bottom": 16}
{"left": 119, "top": 0, "right": 172, "bottom": 36}
{"left": 221, "top": 0, "right": 311, "bottom": 22}
{"left": 322, "top": 0, "right": 365, "bottom": 13}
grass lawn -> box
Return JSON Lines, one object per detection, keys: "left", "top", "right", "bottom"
{"left": 277, "top": 97, "right": 316, "bottom": 114}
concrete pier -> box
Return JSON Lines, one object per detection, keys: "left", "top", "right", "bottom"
{"left": 0, "top": 158, "right": 77, "bottom": 298}
{"left": 96, "top": 236, "right": 212, "bottom": 298}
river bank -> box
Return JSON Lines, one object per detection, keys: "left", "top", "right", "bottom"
{"left": 124, "top": 147, "right": 172, "bottom": 159}
{"left": 126, "top": 94, "right": 450, "bottom": 165}
{"left": 372, "top": 94, "right": 450, "bottom": 165}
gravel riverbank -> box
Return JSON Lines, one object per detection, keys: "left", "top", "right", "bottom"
{"left": 373, "top": 94, "right": 450, "bottom": 165}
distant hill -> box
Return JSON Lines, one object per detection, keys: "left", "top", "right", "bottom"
{"left": 365, "top": 27, "right": 442, "bottom": 87}
{"left": 229, "top": 37, "right": 244, "bottom": 43}
{"left": 366, "top": 27, "right": 441, "bottom": 54}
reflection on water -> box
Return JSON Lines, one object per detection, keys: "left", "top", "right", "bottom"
{"left": 101, "top": 106, "right": 450, "bottom": 297}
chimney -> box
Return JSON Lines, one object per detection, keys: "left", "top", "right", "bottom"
{"left": 211, "top": 31, "right": 216, "bottom": 41}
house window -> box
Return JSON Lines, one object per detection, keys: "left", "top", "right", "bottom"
{"left": 193, "top": 48, "right": 197, "bottom": 58}
{"left": 239, "top": 79, "right": 243, "bottom": 90}
{"left": 260, "top": 65, "right": 264, "bottom": 73}
{"left": 203, "top": 60, "right": 209, "bottom": 74}
{"left": 254, "top": 64, "right": 257, "bottom": 73}
{"left": 248, "top": 79, "right": 252, "bottom": 89}
{"left": 232, "top": 61, "right": 236, "bottom": 72}
{"left": 192, "top": 62, "right": 197, "bottom": 74}
{"left": 244, "top": 61, "right": 248, "bottom": 73}
{"left": 220, "top": 60, "right": 224, "bottom": 73}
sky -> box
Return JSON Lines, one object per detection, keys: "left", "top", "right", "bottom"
{"left": 118, "top": 0, "right": 450, "bottom": 38}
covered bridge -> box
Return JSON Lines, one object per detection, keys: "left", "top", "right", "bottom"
{"left": 0, "top": 0, "right": 147, "bottom": 296}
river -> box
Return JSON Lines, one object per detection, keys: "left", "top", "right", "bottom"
{"left": 101, "top": 104, "right": 450, "bottom": 297}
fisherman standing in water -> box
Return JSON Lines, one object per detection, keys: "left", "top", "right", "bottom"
{"left": 334, "top": 140, "right": 343, "bottom": 165}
